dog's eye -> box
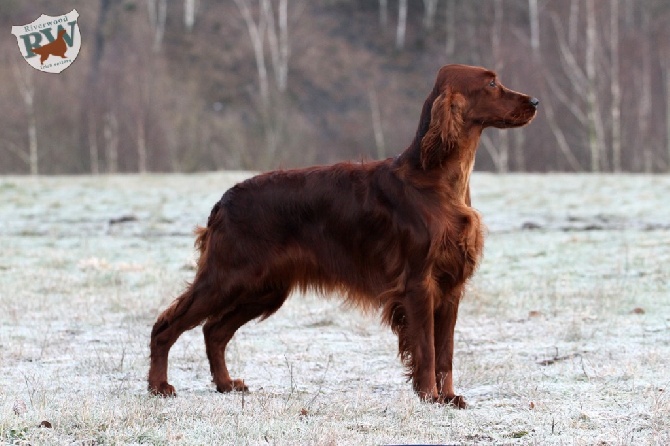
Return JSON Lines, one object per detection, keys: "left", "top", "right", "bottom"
{"left": 488, "top": 80, "right": 496, "bottom": 88}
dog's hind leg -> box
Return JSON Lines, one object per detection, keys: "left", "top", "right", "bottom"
{"left": 203, "top": 285, "right": 290, "bottom": 393}
{"left": 148, "top": 279, "right": 217, "bottom": 396}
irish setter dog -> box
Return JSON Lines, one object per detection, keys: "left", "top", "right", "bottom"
{"left": 149, "top": 64, "right": 538, "bottom": 407}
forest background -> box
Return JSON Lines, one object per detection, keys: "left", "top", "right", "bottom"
{"left": 2, "top": 0, "right": 670, "bottom": 175}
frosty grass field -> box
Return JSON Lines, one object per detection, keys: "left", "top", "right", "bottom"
{"left": 0, "top": 172, "right": 669, "bottom": 445}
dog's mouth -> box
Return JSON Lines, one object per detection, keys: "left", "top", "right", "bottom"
{"left": 490, "top": 105, "right": 538, "bottom": 129}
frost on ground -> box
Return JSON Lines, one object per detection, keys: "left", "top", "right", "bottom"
{"left": 0, "top": 173, "right": 668, "bottom": 445}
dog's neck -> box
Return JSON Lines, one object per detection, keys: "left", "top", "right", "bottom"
{"left": 394, "top": 127, "right": 482, "bottom": 204}
{"left": 449, "top": 131, "right": 481, "bottom": 202}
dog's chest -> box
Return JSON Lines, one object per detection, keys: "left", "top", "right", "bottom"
{"left": 432, "top": 206, "right": 484, "bottom": 286}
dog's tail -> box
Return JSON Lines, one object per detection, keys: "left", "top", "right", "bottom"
{"left": 194, "top": 225, "right": 209, "bottom": 259}
{"left": 150, "top": 203, "right": 219, "bottom": 342}
{"left": 193, "top": 201, "right": 222, "bottom": 270}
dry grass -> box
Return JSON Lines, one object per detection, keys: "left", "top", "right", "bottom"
{"left": 0, "top": 173, "right": 669, "bottom": 445}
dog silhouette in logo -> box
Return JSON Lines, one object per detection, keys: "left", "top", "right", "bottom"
{"left": 32, "top": 29, "right": 68, "bottom": 64}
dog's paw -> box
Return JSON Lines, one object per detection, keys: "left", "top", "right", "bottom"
{"left": 216, "top": 378, "right": 249, "bottom": 393}
{"left": 148, "top": 382, "right": 176, "bottom": 397}
{"left": 440, "top": 394, "right": 467, "bottom": 409}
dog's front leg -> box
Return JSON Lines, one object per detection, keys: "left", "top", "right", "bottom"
{"left": 434, "top": 288, "right": 467, "bottom": 408}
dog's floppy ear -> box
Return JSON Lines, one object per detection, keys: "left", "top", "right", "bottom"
{"left": 420, "top": 88, "right": 465, "bottom": 170}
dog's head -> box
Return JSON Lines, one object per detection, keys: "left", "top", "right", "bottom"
{"left": 420, "top": 64, "right": 538, "bottom": 169}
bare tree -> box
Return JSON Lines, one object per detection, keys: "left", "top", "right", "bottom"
{"left": 234, "top": 0, "right": 293, "bottom": 165}
{"left": 481, "top": 134, "right": 509, "bottom": 173}
{"left": 528, "top": 0, "right": 540, "bottom": 55}
{"left": 665, "top": 58, "right": 670, "bottom": 171}
{"left": 481, "top": 0, "right": 509, "bottom": 173}
{"left": 445, "top": 0, "right": 455, "bottom": 57}
{"left": 551, "top": 4, "right": 606, "bottom": 172}
{"left": 129, "top": 53, "right": 151, "bottom": 173}
{"left": 463, "top": 3, "right": 482, "bottom": 65}
{"left": 396, "top": 0, "right": 407, "bottom": 50}
{"left": 262, "top": 0, "right": 289, "bottom": 92}
{"left": 369, "top": 88, "right": 385, "bottom": 159}
{"left": 637, "top": 9, "right": 652, "bottom": 173}
{"left": 379, "top": 0, "right": 388, "bottom": 26}
{"left": 422, "top": 0, "right": 438, "bottom": 30}
{"left": 584, "top": 0, "right": 606, "bottom": 172}
{"left": 542, "top": 88, "right": 583, "bottom": 171}
{"left": 511, "top": 124, "right": 526, "bottom": 171}
{"left": 656, "top": 10, "right": 670, "bottom": 172}
{"left": 89, "top": 118, "right": 99, "bottom": 175}
{"left": 137, "top": 117, "right": 147, "bottom": 173}
{"left": 234, "top": 0, "right": 269, "bottom": 108}
{"left": 610, "top": 1, "right": 621, "bottom": 172}
{"left": 147, "top": 0, "right": 167, "bottom": 52}
{"left": 11, "top": 62, "right": 38, "bottom": 175}
{"left": 104, "top": 111, "right": 119, "bottom": 173}
{"left": 184, "top": 0, "right": 197, "bottom": 31}
{"left": 83, "top": 0, "right": 111, "bottom": 175}
{"left": 134, "top": 76, "right": 152, "bottom": 174}
{"left": 568, "top": 0, "right": 579, "bottom": 47}
{"left": 622, "top": 0, "right": 635, "bottom": 28}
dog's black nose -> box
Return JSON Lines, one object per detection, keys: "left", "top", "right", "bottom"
{"left": 530, "top": 97, "right": 539, "bottom": 108}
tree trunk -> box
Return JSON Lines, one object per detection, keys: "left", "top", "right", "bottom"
{"left": 480, "top": 133, "right": 508, "bottom": 173}
{"left": 147, "top": 0, "right": 167, "bottom": 52}
{"left": 528, "top": 0, "right": 539, "bottom": 54}
{"left": 89, "top": 117, "right": 99, "bottom": 175}
{"left": 138, "top": 118, "right": 147, "bottom": 173}
{"left": 422, "top": 0, "right": 438, "bottom": 31}
{"left": 12, "top": 62, "right": 38, "bottom": 175}
{"left": 542, "top": 89, "right": 583, "bottom": 171}
{"left": 104, "top": 112, "right": 119, "bottom": 173}
{"left": 27, "top": 109, "right": 38, "bottom": 176}
{"left": 623, "top": 0, "right": 634, "bottom": 28}
{"left": 464, "top": 3, "right": 481, "bottom": 65}
{"left": 234, "top": 0, "right": 269, "bottom": 108}
{"left": 610, "top": 1, "right": 621, "bottom": 172}
{"left": 396, "top": 0, "right": 407, "bottom": 50}
{"left": 550, "top": 13, "right": 596, "bottom": 171}
{"left": 492, "top": 0, "right": 503, "bottom": 70}
{"left": 666, "top": 60, "right": 670, "bottom": 172}
{"left": 568, "top": 0, "right": 579, "bottom": 47}
{"left": 489, "top": 0, "right": 508, "bottom": 172}
{"left": 638, "top": 12, "right": 652, "bottom": 173}
{"left": 512, "top": 125, "right": 526, "bottom": 171}
{"left": 279, "top": 0, "right": 288, "bottom": 91}
{"left": 379, "top": 0, "right": 388, "bottom": 27}
{"left": 263, "top": 0, "right": 289, "bottom": 92}
{"left": 369, "top": 88, "right": 385, "bottom": 159}
{"left": 445, "top": 0, "right": 455, "bottom": 57}
{"left": 498, "top": 131, "right": 509, "bottom": 173}
{"left": 585, "top": 0, "right": 606, "bottom": 172}
{"left": 184, "top": 0, "right": 196, "bottom": 31}
{"left": 81, "top": 0, "right": 111, "bottom": 175}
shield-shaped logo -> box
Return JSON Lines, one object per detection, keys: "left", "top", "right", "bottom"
{"left": 11, "top": 9, "right": 81, "bottom": 74}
